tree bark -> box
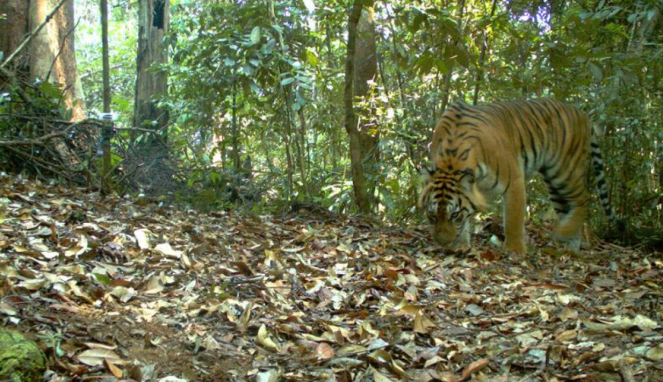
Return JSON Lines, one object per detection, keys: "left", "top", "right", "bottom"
{"left": 344, "top": 0, "right": 374, "bottom": 215}
{"left": 100, "top": 0, "right": 112, "bottom": 194}
{"left": 0, "top": 0, "right": 84, "bottom": 119}
{"left": 134, "top": 0, "right": 169, "bottom": 144}
{"left": 355, "top": 6, "right": 379, "bottom": 208}
{"left": 129, "top": 0, "right": 171, "bottom": 191}
{"left": 0, "top": 0, "right": 30, "bottom": 80}
{"left": 297, "top": 107, "right": 310, "bottom": 197}
{"left": 28, "top": 0, "right": 85, "bottom": 121}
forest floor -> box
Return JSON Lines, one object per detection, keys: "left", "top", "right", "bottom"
{"left": 1, "top": 173, "right": 662, "bottom": 382}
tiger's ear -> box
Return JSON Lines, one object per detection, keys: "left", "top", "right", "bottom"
{"left": 419, "top": 165, "right": 435, "bottom": 182}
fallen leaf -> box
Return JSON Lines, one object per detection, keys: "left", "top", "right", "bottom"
{"left": 459, "top": 358, "right": 489, "bottom": 381}
{"left": 257, "top": 324, "right": 280, "bottom": 352}
{"left": 77, "top": 349, "right": 124, "bottom": 367}
{"left": 134, "top": 229, "right": 151, "bottom": 249}
{"left": 316, "top": 342, "right": 334, "bottom": 360}
{"left": 154, "top": 243, "right": 182, "bottom": 259}
{"left": 646, "top": 343, "right": 663, "bottom": 361}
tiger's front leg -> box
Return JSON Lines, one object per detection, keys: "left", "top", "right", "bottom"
{"left": 458, "top": 219, "right": 471, "bottom": 251}
{"left": 502, "top": 175, "right": 527, "bottom": 254}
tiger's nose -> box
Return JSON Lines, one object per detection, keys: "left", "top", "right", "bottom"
{"left": 432, "top": 226, "right": 456, "bottom": 246}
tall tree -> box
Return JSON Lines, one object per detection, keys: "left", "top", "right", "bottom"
{"left": 100, "top": 0, "right": 112, "bottom": 194}
{"left": 0, "top": 0, "right": 29, "bottom": 77}
{"left": 355, "top": 6, "right": 378, "bottom": 209}
{"left": 344, "top": 0, "right": 376, "bottom": 215}
{"left": 0, "top": 0, "right": 85, "bottom": 120}
{"left": 134, "top": 0, "right": 169, "bottom": 147}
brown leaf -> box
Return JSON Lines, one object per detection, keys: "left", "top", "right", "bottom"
{"left": 414, "top": 312, "right": 435, "bottom": 333}
{"left": 77, "top": 349, "right": 124, "bottom": 367}
{"left": 459, "top": 358, "right": 489, "bottom": 381}
{"left": 316, "top": 342, "right": 334, "bottom": 360}
{"left": 104, "top": 359, "right": 123, "bottom": 378}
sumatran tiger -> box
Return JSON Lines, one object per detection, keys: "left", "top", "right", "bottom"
{"left": 418, "top": 99, "right": 616, "bottom": 254}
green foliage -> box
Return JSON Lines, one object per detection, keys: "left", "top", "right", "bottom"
{"left": 73, "top": 0, "right": 663, "bottom": 234}
{"left": 76, "top": 0, "right": 137, "bottom": 126}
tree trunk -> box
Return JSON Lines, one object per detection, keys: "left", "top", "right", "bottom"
{"left": 440, "top": 0, "right": 466, "bottom": 112}
{"left": 297, "top": 108, "right": 309, "bottom": 197}
{"left": 231, "top": 82, "right": 240, "bottom": 172}
{"left": 134, "top": 0, "right": 169, "bottom": 143}
{"left": 131, "top": 0, "right": 170, "bottom": 191}
{"left": 0, "top": 0, "right": 30, "bottom": 81}
{"left": 344, "top": 0, "right": 373, "bottom": 215}
{"left": 1, "top": 0, "right": 86, "bottom": 120}
{"left": 355, "top": 6, "right": 379, "bottom": 209}
{"left": 472, "top": 0, "right": 497, "bottom": 105}
{"left": 27, "top": 0, "right": 85, "bottom": 121}
{"left": 100, "top": 0, "right": 112, "bottom": 194}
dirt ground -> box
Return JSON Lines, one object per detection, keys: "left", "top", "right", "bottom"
{"left": 1, "top": 173, "right": 662, "bottom": 382}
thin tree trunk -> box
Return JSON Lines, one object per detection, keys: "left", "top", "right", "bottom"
{"left": 344, "top": 0, "right": 372, "bottom": 215}
{"left": 355, "top": 6, "right": 378, "bottom": 208}
{"left": 100, "top": 0, "right": 112, "bottom": 194}
{"left": 472, "top": 0, "right": 497, "bottom": 105}
{"left": 231, "top": 82, "right": 240, "bottom": 172}
{"left": 297, "top": 108, "right": 309, "bottom": 196}
{"left": 440, "top": 0, "right": 466, "bottom": 112}
{"left": 283, "top": 115, "right": 294, "bottom": 197}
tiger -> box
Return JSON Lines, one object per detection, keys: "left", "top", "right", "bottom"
{"left": 418, "top": 98, "right": 616, "bottom": 254}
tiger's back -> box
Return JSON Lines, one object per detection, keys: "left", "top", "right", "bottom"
{"left": 420, "top": 99, "right": 614, "bottom": 254}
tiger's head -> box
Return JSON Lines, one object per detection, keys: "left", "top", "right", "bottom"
{"left": 418, "top": 156, "right": 487, "bottom": 250}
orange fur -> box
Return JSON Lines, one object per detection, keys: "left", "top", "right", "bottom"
{"left": 419, "top": 99, "right": 612, "bottom": 254}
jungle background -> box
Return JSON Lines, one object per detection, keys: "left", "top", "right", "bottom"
{"left": 1, "top": 1, "right": 663, "bottom": 382}
{"left": 0, "top": 0, "right": 661, "bottom": 240}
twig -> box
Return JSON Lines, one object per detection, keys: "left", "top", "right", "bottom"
{"left": 0, "top": 0, "right": 71, "bottom": 70}
{"left": 113, "top": 126, "right": 163, "bottom": 133}
{"left": 3, "top": 144, "right": 73, "bottom": 178}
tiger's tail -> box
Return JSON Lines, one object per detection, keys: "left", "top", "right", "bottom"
{"left": 590, "top": 131, "right": 620, "bottom": 228}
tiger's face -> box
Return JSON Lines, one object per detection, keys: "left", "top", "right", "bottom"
{"left": 418, "top": 161, "right": 486, "bottom": 250}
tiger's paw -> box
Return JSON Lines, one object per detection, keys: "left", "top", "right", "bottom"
{"left": 504, "top": 240, "right": 526, "bottom": 255}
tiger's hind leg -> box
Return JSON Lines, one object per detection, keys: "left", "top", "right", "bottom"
{"left": 547, "top": 181, "right": 589, "bottom": 251}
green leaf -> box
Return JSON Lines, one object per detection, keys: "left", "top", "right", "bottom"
{"left": 280, "top": 77, "right": 295, "bottom": 86}
{"left": 589, "top": 62, "right": 603, "bottom": 81}
{"left": 250, "top": 26, "right": 261, "bottom": 45}
{"left": 305, "top": 48, "right": 318, "bottom": 66}
{"left": 110, "top": 153, "right": 123, "bottom": 167}
{"left": 92, "top": 273, "right": 112, "bottom": 286}
{"left": 242, "top": 64, "right": 254, "bottom": 75}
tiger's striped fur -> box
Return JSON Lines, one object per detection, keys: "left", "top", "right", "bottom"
{"left": 418, "top": 99, "right": 615, "bottom": 254}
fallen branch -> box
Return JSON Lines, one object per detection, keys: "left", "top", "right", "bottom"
{"left": 0, "top": 118, "right": 98, "bottom": 146}
{"left": 3, "top": 144, "right": 73, "bottom": 178}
